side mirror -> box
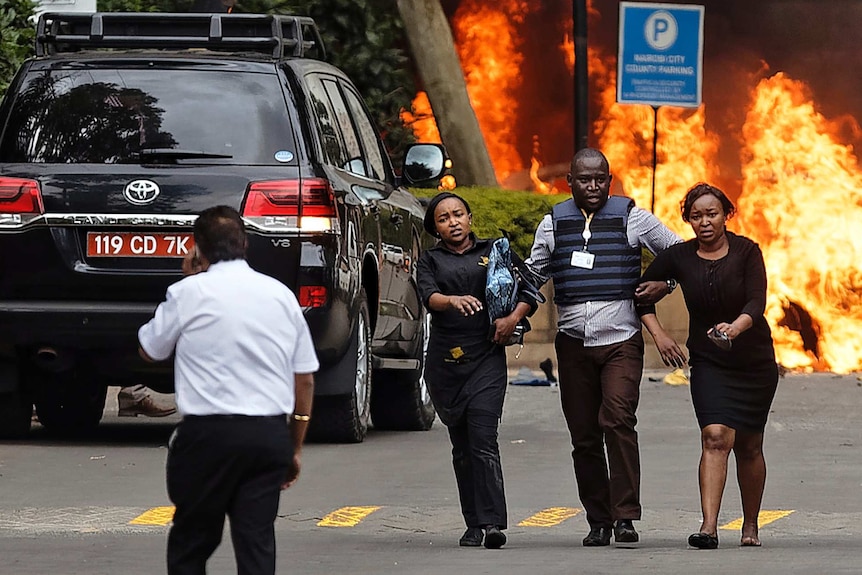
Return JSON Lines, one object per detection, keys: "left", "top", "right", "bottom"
{"left": 402, "top": 143, "right": 448, "bottom": 186}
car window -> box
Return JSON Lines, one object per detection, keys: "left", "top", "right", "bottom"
{"left": 306, "top": 75, "right": 347, "bottom": 168}
{"left": 0, "top": 68, "right": 297, "bottom": 165}
{"left": 322, "top": 79, "right": 366, "bottom": 177}
{"left": 342, "top": 86, "right": 388, "bottom": 182}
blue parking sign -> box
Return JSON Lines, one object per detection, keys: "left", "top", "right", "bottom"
{"left": 618, "top": 2, "right": 704, "bottom": 107}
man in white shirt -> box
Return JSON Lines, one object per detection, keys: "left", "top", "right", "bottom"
{"left": 138, "top": 205, "right": 318, "bottom": 575}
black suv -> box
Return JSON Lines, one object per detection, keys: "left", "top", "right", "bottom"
{"left": 0, "top": 12, "right": 447, "bottom": 442}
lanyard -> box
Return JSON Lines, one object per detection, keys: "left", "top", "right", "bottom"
{"left": 580, "top": 210, "right": 594, "bottom": 251}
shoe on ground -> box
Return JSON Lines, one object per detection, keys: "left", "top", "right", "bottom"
{"left": 118, "top": 396, "right": 176, "bottom": 418}
{"left": 582, "top": 526, "right": 612, "bottom": 547}
{"left": 614, "top": 519, "right": 639, "bottom": 543}
{"left": 484, "top": 525, "right": 506, "bottom": 549}
{"left": 459, "top": 527, "right": 484, "bottom": 547}
{"left": 688, "top": 532, "right": 719, "bottom": 549}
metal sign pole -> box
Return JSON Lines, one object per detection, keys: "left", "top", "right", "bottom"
{"left": 651, "top": 105, "right": 659, "bottom": 213}
{"left": 574, "top": 0, "right": 589, "bottom": 152}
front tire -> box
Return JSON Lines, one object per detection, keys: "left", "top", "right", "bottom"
{"left": 31, "top": 364, "right": 107, "bottom": 435}
{"left": 309, "top": 290, "right": 372, "bottom": 443}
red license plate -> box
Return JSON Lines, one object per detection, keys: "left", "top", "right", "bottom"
{"left": 87, "top": 232, "right": 195, "bottom": 258}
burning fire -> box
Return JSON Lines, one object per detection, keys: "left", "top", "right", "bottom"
{"left": 401, "top": 3, "right": 861, "bottom": 373}
{"left": 738, "top": 73, "right": 862, "bottom": 373}
{"left": 450, "top": 0, "right": 528, "bottom": 181}
{"left": 400, "top": 91, "right": 441, "bottom": 144}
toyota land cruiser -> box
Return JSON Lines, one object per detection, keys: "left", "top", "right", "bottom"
{"left": 0, "top": 12, "right": 446, "bottom": 442}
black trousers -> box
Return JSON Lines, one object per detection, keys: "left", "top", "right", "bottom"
{"left": 555, "top": 331, "right": 644, "bottom": 528}
{"left": 166, "top": 415, "right": 292, "bottom": 575}
{"left": 447, "top": 384, "right": 508, "bottom": 530}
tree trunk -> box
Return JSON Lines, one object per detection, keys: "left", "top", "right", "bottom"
{"left": 396, "top": 0, "right": 498, "bottom": 187}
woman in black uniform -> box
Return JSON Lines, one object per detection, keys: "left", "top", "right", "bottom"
{"left": 416, "top": 192, "right": 535, "bottom": 550}
{"left": 638, "top": 183, "right": 779, "bottom": 549}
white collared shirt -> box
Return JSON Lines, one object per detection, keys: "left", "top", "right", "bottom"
{"left": 138, "top": 259, "right": 319, "bottom": 416}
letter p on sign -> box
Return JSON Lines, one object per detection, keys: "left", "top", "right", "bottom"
{"left": 645, "top": 10, "right": 678, "bottom": 50}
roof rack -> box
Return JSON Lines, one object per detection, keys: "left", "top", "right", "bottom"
{"left": 35, "top": 12, "right": 326, "bottom": 60}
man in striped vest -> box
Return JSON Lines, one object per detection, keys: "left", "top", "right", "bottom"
{"left": 525, "top": 148, "right": 681, "bottom": 547}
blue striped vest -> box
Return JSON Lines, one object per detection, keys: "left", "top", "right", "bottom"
{"left": 550, "top": 196, "right": 641, "bottom": 305}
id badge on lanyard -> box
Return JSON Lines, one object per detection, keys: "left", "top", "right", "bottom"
{"left": 571, "top": 211, "right": 595, "bottom": 269}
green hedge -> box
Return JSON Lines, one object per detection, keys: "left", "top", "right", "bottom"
{"left": 410, "top": 187, "right": 570, "bottom": 259}
{"left": 0, "top": 0, "right": 36, "bottom": 97}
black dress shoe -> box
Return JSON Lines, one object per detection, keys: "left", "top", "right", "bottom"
{"left": 614, "top": 519, "right": 639, "bottom": 543}
{"left": 459, "top": 527, "right": 484, "bottom": 547}
{"left": 484, "top": 525, "right": 507, "bottom": 549}
{"left": 688, "top": 532, "right": 719, "bottom": 549}
{"left": 582, "top": 526, "right": 612, "bottom": 547}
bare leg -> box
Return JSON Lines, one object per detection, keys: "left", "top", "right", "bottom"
{"left": 734, "top": 431, "right": 766, "bottom": 546}
{"left": 697, "top": 424, "right": 735, "bottom": 536}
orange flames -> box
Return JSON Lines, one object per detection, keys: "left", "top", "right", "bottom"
{"left": 738, "top": 73, "right": 862, "bottom": 373}
{"left": 400, "top": 4, "right": 862, "bottom": 372}
{"left": 450, "top": 0, "right": 528, "bottom": 180}
{"left": 400, "top": 91, "right": 441, "bottom": 144}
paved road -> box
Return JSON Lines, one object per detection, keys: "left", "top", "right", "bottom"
{"left": 1, "top": 370, "right": 860, "bottom": 574}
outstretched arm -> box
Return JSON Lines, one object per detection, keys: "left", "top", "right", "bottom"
{"left": 427, "top": 292, "right": 484, "bottom": 316}
{"left": 523, "top": 214, "right": 553, "bottom": 287}
{"left": 641, "top": 313, "right": 687, "bottom": 368}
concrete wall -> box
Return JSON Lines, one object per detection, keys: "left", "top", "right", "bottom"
{"left": 507, "top": 284, "right": 691, "bottom": 371}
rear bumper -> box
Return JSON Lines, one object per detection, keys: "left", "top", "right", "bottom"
{"left": 0, "top": 300, "right": 360, "bottom": 394}
{"left": 0, "top": 300, "right": 156, "bottom": 348}
{"left": 0, "top": 300, "right": 172, "bottom": 389}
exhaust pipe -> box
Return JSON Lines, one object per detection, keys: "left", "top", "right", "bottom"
{"left": 33, "top": 346, "right": 75, "bottom": 373}
{"left": 36, "top": 347, "right": 58, "bottom": 363}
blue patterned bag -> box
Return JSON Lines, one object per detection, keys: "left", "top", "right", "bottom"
{"left": 485, "top": 237, "right": 518, "bottom": 323}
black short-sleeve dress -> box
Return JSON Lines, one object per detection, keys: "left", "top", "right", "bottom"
{"left": 641, "top": 232, "right": 779, "bottom": 432}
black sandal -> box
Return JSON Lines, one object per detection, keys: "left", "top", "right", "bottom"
{"left": 688, "top": 532, "right": 719, "bottom": 549}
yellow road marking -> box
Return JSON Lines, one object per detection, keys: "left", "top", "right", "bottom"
{"left": 317, "top": 506, "right": 382, "bottom": 527}
{"left": 720, "top": 510, "right": 795, "bottom": 531}
{"left": 130, "top": 506, "right": 175, "bottom": 526}
{"left": 518, "top": 507, "right": 581, "bottom": 527}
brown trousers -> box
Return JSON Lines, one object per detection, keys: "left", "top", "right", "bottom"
{"left": 555, "top": 331, "right": 644, "bottom": 528}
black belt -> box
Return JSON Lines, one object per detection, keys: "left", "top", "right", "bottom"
{"left": 184, "top": 414, "right": 286, "bottom": 421}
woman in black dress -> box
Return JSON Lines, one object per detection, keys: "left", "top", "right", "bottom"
{"left": 638, "top": 183, "right": 779, "bottom": 549}
{"left": 416, "top": 192, "right": 535, "bottom": 550}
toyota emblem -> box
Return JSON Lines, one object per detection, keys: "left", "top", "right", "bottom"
{"left": 123, "top": 179, "right": 161, "bottom": 205}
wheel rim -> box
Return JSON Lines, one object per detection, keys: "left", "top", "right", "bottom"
{"left": 355, "top": 312, "right": 370, "bottom": 421}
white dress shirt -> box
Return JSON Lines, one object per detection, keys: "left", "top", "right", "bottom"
{"left": 138, "top": 259, "right": 319, "bottom": 416}
{"left": 526, "top": 206, "right": 682, "bottom": 347}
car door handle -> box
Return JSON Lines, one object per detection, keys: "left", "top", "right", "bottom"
{"left": 389, "top": 213, "right": 404, "bottom": 225}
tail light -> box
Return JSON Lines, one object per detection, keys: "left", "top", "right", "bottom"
{"left": 242, "top": 178, "right": 336, "bottom": 232}
{"left": 0, "top": 177, "right": 44, "bottom": 214}
{"left": 299, "top": 285, "right": 328, "bottom": 308}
